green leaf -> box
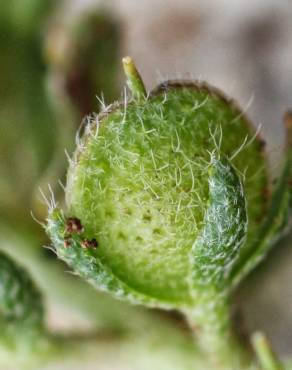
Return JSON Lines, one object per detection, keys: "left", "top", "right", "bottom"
{"left": 190, "top": 156, "right": 247, "bottom": 296}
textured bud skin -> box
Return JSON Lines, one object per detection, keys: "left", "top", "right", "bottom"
{"left": 48, "top": 81, "right": 268, "bottom": 308}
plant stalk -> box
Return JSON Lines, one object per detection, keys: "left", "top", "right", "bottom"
{"left": 185, "top": 292, "right": 252, "bottom": 369}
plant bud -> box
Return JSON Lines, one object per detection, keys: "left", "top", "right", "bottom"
{"left": 47, "top": 71, "right": 269, "bottom": 309}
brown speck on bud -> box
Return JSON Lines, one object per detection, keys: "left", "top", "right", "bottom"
{"left": 81, "top": 238, "right": 98, "bottom": 249}
{"left": 65, "top": 217, "right": 84, "bottom": 234}
{"left": 64, "top": 237, "right": 72, "bottom": 248}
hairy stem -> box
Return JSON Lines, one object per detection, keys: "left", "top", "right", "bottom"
{"left": 185, "top": 293, "right": 251, "bottom": 369}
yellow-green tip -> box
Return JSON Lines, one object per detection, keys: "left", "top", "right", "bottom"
{"left": 122, "top": 56, "right": 146, "bottom": 101}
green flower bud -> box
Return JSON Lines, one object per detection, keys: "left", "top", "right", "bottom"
{"left": 46, "top": 58, "right": 292, "bottom": 368}
{"left": 47, "top": 59, "right": 269, "bottom": 309}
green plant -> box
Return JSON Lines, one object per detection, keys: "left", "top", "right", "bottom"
{"left": 44, "top": 57, "right": 291, "bottom": 369}
{"left": 0, "top": 4, "right": 291, "bottom": 359}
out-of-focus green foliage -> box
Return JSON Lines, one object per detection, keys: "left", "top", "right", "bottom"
{"left": 45, "top": 11, "right": 121, "bottom": 118}
{"left": 0, "top": 1, "right": 121, "bottom": 232}
{"left": 0, "top": 1, "right": 58, "bottom": 230}
{"left": 0, "top": 1, "right": 53, "bottom": 37}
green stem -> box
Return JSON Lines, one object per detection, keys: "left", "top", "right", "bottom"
{"left": 122, "top": 56, "right": 146, "bottom": 101}
{"left": 252, "top": 332, "right": 284, "bottom": 370}
{"left": 185, "top": 293, "right": 251, "bottom": 369}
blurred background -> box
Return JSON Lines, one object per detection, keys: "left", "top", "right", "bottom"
{"left": 0, "top": 0, "right": 291, "bottom": 367}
